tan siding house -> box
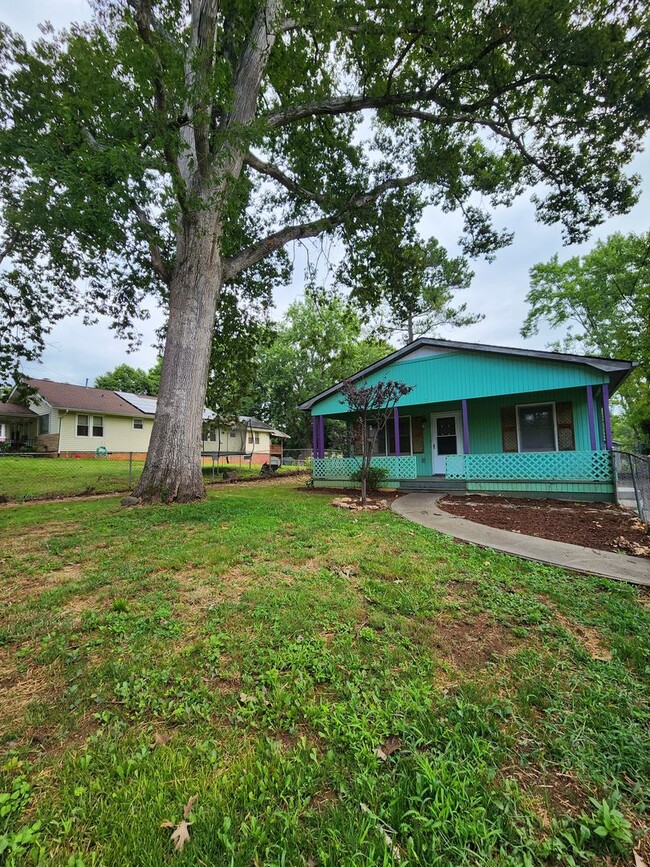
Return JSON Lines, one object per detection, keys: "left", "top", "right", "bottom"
{"left": 1, "top": 378, "right": 288, "bottom": 463}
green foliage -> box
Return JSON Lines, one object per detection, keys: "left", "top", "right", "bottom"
{"left": 582, "top": 794, "right": 633, "bottom": 852}
{"left": 95, "top": 363, "right": 158, "bottom": 395}
{"left": 523, "top": 231, "right": 650, "bottom": 450}
{"left": 242, "top": 288, "right": 393, "bottom": 447}
{"left": 349, "top": 465, "right": 389, "bottom": 491}
{"left": 1, "top": 0, "right": 649, "bottom": 383}
{"left": 339, "top": 209, "right": 482, "bottom": 343}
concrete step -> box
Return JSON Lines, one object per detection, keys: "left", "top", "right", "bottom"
{"left": 399, "top": 479, "right": 467, "bottom": 493}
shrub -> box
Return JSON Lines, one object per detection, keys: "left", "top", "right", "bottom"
{"left": 349, "top": 465, "right": 389, "bottom": 491}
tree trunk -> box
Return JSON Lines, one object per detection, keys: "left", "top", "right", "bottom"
{"left": 407, "top": 312, "right": 414, "bottom": 344}
{"left": 135, "top": 214, "right": 222, "bottom": 503}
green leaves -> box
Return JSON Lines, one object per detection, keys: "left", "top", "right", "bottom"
{"left": 523, "top": 231, "right": 650, "bottom": 449}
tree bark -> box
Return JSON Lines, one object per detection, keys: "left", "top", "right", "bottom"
{"left": 134, "top": 212, "right": 222, "bottom": 502}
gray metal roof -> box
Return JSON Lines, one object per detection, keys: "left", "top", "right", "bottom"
{"left": 298, "top": 337, "right": 637, "bottom": 411}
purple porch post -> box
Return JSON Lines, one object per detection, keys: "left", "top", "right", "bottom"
{"left": 461, "top": 399, "right": 470, "bottom": 454}
{"left": 393, "top": 406, "right": 401, "bottom": 456}
{"left": 312, "top": 416, "right": 318, "bottom": 459}
{"left": 602, "top": 383, "right": 613, "bottom": 450}
{"left": 586, "top": 385, "right": 597, "bottom": 451}
{"left": 319, "top": 415, "right": 326, "bottom": 458}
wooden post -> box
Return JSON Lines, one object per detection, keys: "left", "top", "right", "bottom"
{"left": 319, "top": 415, "right": 325, "bottom": 458}
{"left": 312, "top": 416, "right": 318, "bottom": 459}
{"left": 586, "top": 385, "right": 597, "bottom": 450}
{"left": 461, "top": 399, "right": 470, "bottom": 454}
{"left": 602, "top": 383, "right": 613, "bottom": 450}
{"left": 393, "top": 406, "right": 401, "bottom": 456}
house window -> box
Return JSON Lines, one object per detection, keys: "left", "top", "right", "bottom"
{"left": 77, "top": 414, "right": 89, "bottom": 436}
{"left": 255, "top": 433, "right": 260, "bottom": 444}
{"left": 230, "top": 429, "right": 237, "bottom": 438}
{"left": 39, "top": 414, "right": 50, "bottom": 435}
{"left": 248, "top": 434, "right": 254, "bottom": 444}
{"left": 133, "top": 419, "right": 144, "bottom": 430}
{"left": 92, "top": 416, "right": 104, "bottom": 437}
{"left": 517, "top": 404, "right": 556, "bottom": 452}
{"left": 370, "top": 417, "right": 413, "bottom": 455}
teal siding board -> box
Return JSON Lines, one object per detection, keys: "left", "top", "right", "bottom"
{"left": 311, "top": 351, "right": 607, "bottom": 416}
{"left": 467, "top": 388, "right": 592, "bottom": 453}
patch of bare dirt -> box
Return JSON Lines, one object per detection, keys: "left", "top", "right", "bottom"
{"left": 540, "top": 599, "right": 612, "bottom": 661}
{"left": 439, "top": 495, "right": 650, "bottom": 558}
{"left": 0, "top": 647, "right": 63, "bottom": 735}
{"left": 428, "top": 612, "right": 522, "bottom": 670}
{"left": 7, "top": 563, "right": 84, "bottom": 603}
{"left": 505, "top": 762, "right": 591, "bottom": 820}
{"left": 309, "top": 788, "right": 339, "bottom": 811}
{"left": 219, "top": 472, "right": 310, "bottom": 488}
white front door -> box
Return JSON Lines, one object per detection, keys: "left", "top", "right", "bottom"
{"left": 431, "top": 412, "right": 463, "bottom": 475}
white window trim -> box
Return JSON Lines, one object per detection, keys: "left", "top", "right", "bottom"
{"left": 39, "top": 413, "right": 50, "bottom": 435}
{"left": 515, "top": 402, "right": 558, "bottom": 453}
{"left": 133, "top": 418, "right": 144, "bottom": 430}
{"left": 76, "top": 414, "right": 90, "bottom": 437}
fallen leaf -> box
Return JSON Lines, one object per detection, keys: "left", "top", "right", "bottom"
{"left": 239, "top": 692, "right": 256, "bottom": 704}
{"left": 634, "top": 852, "right": 648, "bottom": 867}
{"left": 170, "top": 819, "right": 192, "bottom": 852}
{"left": 151, "top": 732, "right": 170, "bottom": 748}
{"left": 375, "top": 735, "right": 403, "bottom": 761}
{"left": 183, "top": 794, "right": 198, "bottom": 820}
{"left": 160, "top": 820, "right": 175, "bottom": 829}
{"left": 306, "top": 860, "right": 317, "bottom": 867}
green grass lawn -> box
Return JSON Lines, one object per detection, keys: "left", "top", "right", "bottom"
{"left": 0, "top": 456, "right": 297, "bottom": 501}
{"left": 0, "top": 481, "right": 648, "bottom": 865}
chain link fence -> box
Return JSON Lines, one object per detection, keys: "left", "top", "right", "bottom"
{"left": 0, "top": 452, "right": 306, "bottom": 503}
{"left": 280, "top": 448, "right": 341, "bottom": 466}
{"left": 613, "top": 450, "right": 650, "bottom": 524}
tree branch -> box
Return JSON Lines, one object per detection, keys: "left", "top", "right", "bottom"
{"left": 184, "top": 0, "right": 220, "bottom": 176}
{"left": 264, "top": 33, "right": 513, "bottom": 127}
{"left": 243, "top": 151, "right": 327, "bottom": 205}
{"left": 81, "top": 127, "right": 171, "bottom": 284}
{"left": 127, "top": 0, "right": 190, "bottom": 212}
{"left": 223, "top": 173, "right": 419, "bottom": 280}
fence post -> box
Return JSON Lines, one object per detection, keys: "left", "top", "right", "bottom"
{"left": 629, "top": 454, "right": 644, "bottom": 519}
{"left": 129, "top": 452, "right": 133, "bottom": 487}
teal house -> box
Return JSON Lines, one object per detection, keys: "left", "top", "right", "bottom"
{"left": 299, "top": 338, "right": 636, "bottom": 501}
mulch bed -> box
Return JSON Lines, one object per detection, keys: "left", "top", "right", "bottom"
{"left": 438, "top": 495, "right": 650, "bottom": 559}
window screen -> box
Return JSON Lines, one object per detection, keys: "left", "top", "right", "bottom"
{"left": 517, "top": 405, "right": 555, "bottom": 452}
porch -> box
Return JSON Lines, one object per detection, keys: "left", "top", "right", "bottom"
{"left": 310, "top": 385, "right": 617, "bottom": 501}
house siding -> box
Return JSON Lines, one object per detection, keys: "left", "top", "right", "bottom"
{"left": 467, "top": 388, "right": 594, "bottom": 454}
{"left": 311, "top": 351, "right": 608, "bottom": 416}
{"left": 58, "top": 413, "right": 154, "bottom": 454}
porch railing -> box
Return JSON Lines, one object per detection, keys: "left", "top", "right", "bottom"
{"left": 446, "top": 451, "right": 613, "bottom": 482}
{"left": 313, "top": 455, "right": 418, "bottom": 481}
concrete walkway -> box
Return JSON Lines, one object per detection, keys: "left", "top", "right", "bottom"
{"left": 392, "top": 493, "right": 650, "bottom": 587}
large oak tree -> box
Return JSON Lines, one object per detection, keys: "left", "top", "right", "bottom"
{"left": 1, "top": 0, "right": 649, "bottom": 500}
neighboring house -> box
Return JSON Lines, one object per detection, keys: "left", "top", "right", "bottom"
{"left": 0, "top": 402, "right": 39, "bottom": 449}
{"left": 299, "top": 338, "right": 636, "bottom": 502}
{"left": 0, "top": 378, "right": 288, "bottom": 464}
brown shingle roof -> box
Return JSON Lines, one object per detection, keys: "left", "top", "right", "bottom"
{"left": 27, "top": 379, "right": 150, "bottom": 416}
{"left": 0, "top": 402, "right": 38, "bottom": 418}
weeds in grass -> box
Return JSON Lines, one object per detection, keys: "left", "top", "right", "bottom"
{"left": 0, "top": 485, "right": 648, "bottom": 865}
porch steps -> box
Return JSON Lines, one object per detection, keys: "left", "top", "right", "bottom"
{"left": 398, "top": 478, "right": 467, "bottom": 493}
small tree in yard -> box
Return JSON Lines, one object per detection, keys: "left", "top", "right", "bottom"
{"left": 341, "top": 378, "right": 413, "bottom": 506}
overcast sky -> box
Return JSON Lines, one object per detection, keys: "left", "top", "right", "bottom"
{"left": 3, "top": 0, "right": 649, "bottom": 386}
